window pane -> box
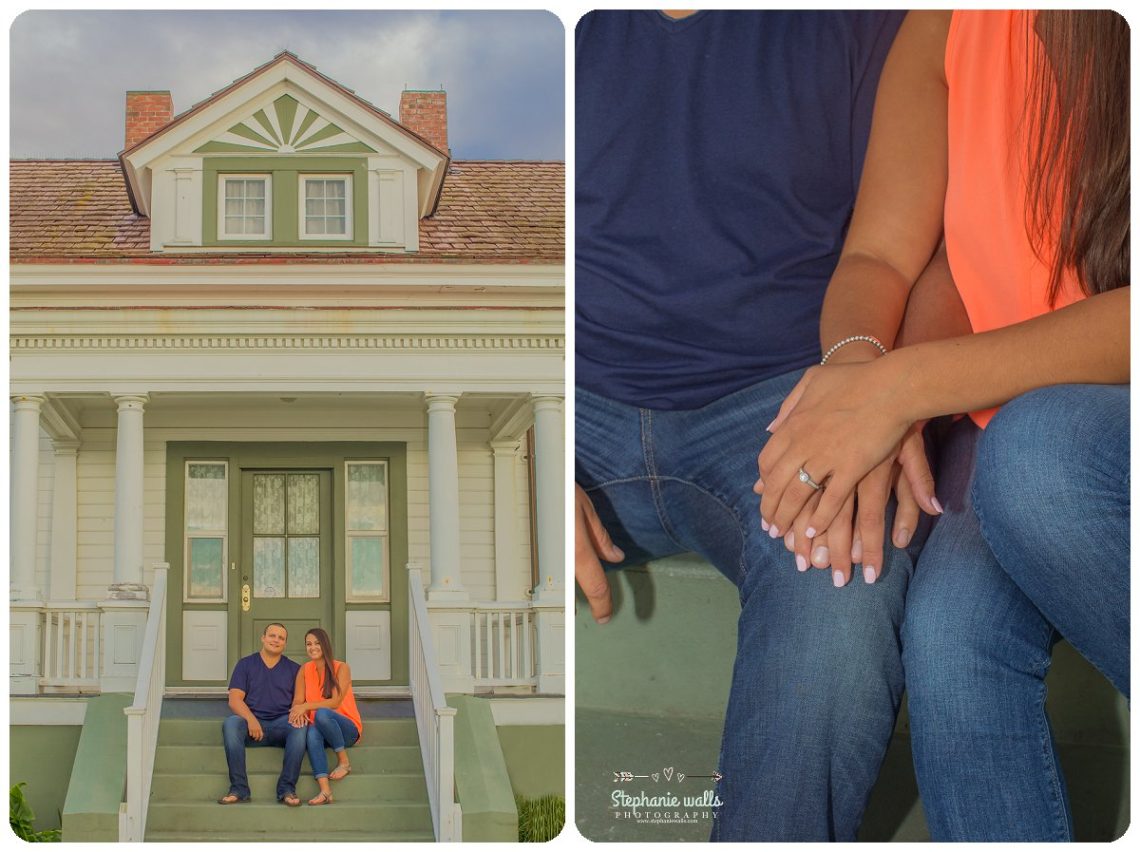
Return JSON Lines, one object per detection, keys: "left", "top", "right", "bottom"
{"left": 288, "top": 537, "right": 320, "bottom": 598}
{"left": 188, "top": 537, "right": 225, "bottom": 599}
{"left": 245, "top": 180, "right": 264, "bottom": 199}
{"left": 225, "top": 199, "right": 244, "bottom": 216}
{"left": 249, "top": 199, "right": 265, "bottom": 217}
{"left": 225, "top": 216, "right": 244, "bottom": 235}
{"left": 327, "top": 181, "right": 345, "bottom": 199}
{"left": 349, "top": 536, "right": 384, "bottom": 598}
{"left": 327, "top": 216, "right": 346, "bottom": 235}
{"left": 306, "top": 217, "right": 326, "bottom": 235}
{"left": 186, "top": 463, "right": 227, "bottom": 531}
{"left": 225, "top": 181, "right": 242, "bottom": 199}
{"left": 328, "top": 198, "right": 346, "bottom": 216}
{"left": 306, "top": 198, "right": 322, "bottom": 216}
{"left": 253, "top": 537, "right": 285, "bottom": 598}
{"left": 287, "top": 474, "right": 319, "bottom": 535}
{"left": 307, "top": 180, "right": 325, "bottom": 199}
{"left": 347, "top": 463, "right": 386, "bottom": 530}
{"left": 253, "top": 474, "right": 285, "bottom": 534}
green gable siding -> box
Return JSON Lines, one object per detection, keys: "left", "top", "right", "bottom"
{"left": 202, "top": 156, "right": 369, "bottom": 247}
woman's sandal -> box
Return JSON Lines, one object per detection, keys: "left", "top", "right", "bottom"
{"left": 308, "top": 791, "right": 334, "bottom": 806}
{"left": 280, "top": 792, "right": 302, "bottom": 807}
{"left": 329, "top": 765, "right": 352, "bottom": 781}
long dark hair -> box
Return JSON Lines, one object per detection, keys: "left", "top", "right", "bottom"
{"left": 306, "top": 628, "right": 338, "bottom": 700}
{"left": 1023, "top": 11, "right": 1129, "bottom": 304}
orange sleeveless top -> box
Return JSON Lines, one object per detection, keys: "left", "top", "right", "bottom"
{"left": 943, "top": 10, "right": 1084, "bottom": 427}
{"left": 303, "top": 659, "right": 363, "bottom": 739}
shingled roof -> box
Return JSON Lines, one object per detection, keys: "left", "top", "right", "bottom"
{"left": 9, "top": 159, "right": 564, "bottom": 265}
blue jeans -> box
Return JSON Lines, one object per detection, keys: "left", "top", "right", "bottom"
{"left": 577, "top": 375, "right": 923, "bottom": 841}
{"left": 221, "top": 713, "right": 306, "bottom": 800}
{"left": 307, "top": 708, "right": 360, "bottom": 778}
{"left": 903, "top": 385, "right": 1130, "bottom": 841}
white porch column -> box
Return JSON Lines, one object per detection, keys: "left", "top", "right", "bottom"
{"left": 10, "top": 394, "right": 45, "bottom": 693}
{"left": 491, "top": 439, "right": 523, "bottom": 601}
{"left": 425, "top": 393, "right": 466, "bottom": 600}
{"left": 10, "top": 394, "right": 46, "bottom": 601}
{"left": 531, "top": 395, "right": 564, "bottom": 601}
{"left": 48, "top": 440, "right": 80, "bottom": 601}
{"left": 110, "top": 394, "right": 149, "bottom": 598}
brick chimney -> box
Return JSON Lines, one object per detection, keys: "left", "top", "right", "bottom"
{"left": 124, "top": 90, "right": 174, "bottom": 150}
{"left": 399, "top": 89, "right": 449, "bottom": 155}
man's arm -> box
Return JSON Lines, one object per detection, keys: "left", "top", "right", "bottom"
{"left": 228, "top": 687, "right": 264, "bottom": 741}
{"left": 895, "top": 244, "right": 971, "bottom": 349}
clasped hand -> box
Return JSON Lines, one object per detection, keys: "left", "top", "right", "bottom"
{"left": 288, "top": 705, "right": 308, "bottom": 728}
{"left": 756, "top": 361, "right": 941, "bottom": 585}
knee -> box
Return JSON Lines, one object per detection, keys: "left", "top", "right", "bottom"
{"left": 313, "top": 707, "right": 335, "bottom": 725}
{"left": 222, "top": 715, "right": 247, "bottom": 742}
{"left": 975, "top": 385, "right": 1128, "bottom": 539}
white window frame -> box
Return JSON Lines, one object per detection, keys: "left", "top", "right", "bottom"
{"left": 345, "top": 460, "right": 390, "bottom": 603}
{"left": 299, "top": 174, "right": 353, "bottom": 240}
{"left": 184, "top": 460, "right": 229, "bottom": 603}
{"left": 217, "top": 174, "right": 272, "bottom": 240}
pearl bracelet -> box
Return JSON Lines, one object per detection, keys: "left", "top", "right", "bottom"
{"left": 820, "top": 335, "right": 888, "bottom": 365}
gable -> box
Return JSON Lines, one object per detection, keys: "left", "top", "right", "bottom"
{"left": 194, "top": 94, "right": 377, "bottom": 155}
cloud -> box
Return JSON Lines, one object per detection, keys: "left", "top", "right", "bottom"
{"left": 9, "top": 10, "right": 564, "bottom": 160}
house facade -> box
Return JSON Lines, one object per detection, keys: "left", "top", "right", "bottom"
{"left": 9, "top": 52, "right": 564, "bottom": 841}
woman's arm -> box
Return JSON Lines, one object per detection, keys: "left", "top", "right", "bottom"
{"left": 818, "top": 10, "right": 952, "bottom": 366}
{"left": 761, "top": 286, "right": 1129, "bottom": 536}
{"left": 297, "top": 663, "right": 351, "bottom": 712}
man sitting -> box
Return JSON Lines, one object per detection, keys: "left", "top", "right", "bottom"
{"left": 217, "top": 622, "right": 305, "bottom": 806}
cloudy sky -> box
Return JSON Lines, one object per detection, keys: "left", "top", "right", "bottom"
{"left": 8, "top": 10, "right": 565, "bottom": 160}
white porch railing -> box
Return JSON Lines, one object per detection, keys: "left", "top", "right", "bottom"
{"left": 119, "top": 565, "right": 168, "bottom": 843}
{"left": 472, "top": 604, "right": 536, "bottom": 687}
{"left": 408, "top": 568, "right": 462, "bottom": 843}
{"left": 40, "top": 603, "right": 101, "bottom": 691}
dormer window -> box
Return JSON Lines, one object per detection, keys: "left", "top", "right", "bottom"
{"left": 219, "top": 175, "right": 271, "bottom": 240}
{"left": 300, "top": 175, "right": 352, "bottom": 239}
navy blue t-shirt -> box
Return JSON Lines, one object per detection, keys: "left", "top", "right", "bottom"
{"left": 575, "top": 10, "right": 904, "bottom": 409}
{"left": 228, "top": 653, "right": 301, "bottom": 720}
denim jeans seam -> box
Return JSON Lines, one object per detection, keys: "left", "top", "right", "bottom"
{"left": 1034, "top": 665, "right": 1072, "bottom": 841}
{"left": 639, "top": 408, "right": 686, "bottom": 551}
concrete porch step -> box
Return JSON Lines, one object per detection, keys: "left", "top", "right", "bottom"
{"left": 158, "top": 716, "right": 420, "bottom": 746}
{"left": 144, "top": 829, "right": 435, "bottom": 842}
{"left": 150, "top": 771, "right": 428, "bottom": 803}
{"left": 153, "top": 743, "right": 423, "bottom": 774}
{"left": 144, "top": 800, "right": 432, "bottom": 834}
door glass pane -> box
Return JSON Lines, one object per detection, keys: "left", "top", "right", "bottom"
{"left": 253, "top": 474, "right": 285, "bottom": 534}
{"left": 347, "top": 463, "right": 386, "bottom": 530}
{"left": 253, "top": 537, "right": 285, "bottom": 598}
{"left": 188, "top": 537, "right": 224, "bottom": 599}
{"left": 349, "top": 536, "right": 384, "bottom": 598}
{"left": 186, "top": 463, "right": 227, "bottom": 531}
{"left": 288, "top": 537, "right": 320, "bottom": 598}
{"left": 287, "top": 474, "right": 319, "bottom": 535}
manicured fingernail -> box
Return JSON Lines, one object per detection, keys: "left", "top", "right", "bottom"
{"left": 894, "top": 527, "right": 911, "bottom": 547}
{"left": 613, "top": 546, "right": 625, "bottom": 560}
{"left": 812, "top": 546, "right": 829, "bottom": 566}
{"left": 753, "top": 479, "right": 764, "bottom": 494}
{"left": 769, "top": 524, "right": 781, "bottom": 539}
{"left": 805, "top": 527, "right": 817, "bottom": 538}
{"left": 864, "top": 565, "right": 877, "bottom": 584}
{"left": 597, "top": 615, "right": 610, "bottom": 625}
{"left": 833, "top": 570, "right": 846, "bottom": 588}
{"left": 932, "top": 497, "right": 944, "bottom": 515}
{"left": 784, "top": 531, "right": 794, "bottom": 550}
{"left": 761, "top": 518, "right": 770, "bottom": 532}
{"left": 795, "top": 554, "right": 808, "bottom": 572}
{"left": 764, "top": 419, "right": 776, "bottom": 432}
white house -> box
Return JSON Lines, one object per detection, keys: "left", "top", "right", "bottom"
{"left": 9, "top": 52, "right": 564, "bottom": 842}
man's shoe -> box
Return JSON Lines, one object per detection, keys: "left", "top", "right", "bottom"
{"left": 280, "top": 792, "right": 302, "bottom": 807}
{"left": 217, "top": 792, "right": 250, "bottom": 805}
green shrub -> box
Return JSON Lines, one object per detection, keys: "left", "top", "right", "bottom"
{"left": 10, "top": 783, "right": 61, "bottom": 842}
{"left": 515, "top": 793, "right": 565, "bottom": 842}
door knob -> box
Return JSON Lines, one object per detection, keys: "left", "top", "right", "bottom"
{"left": 241, "top": 584, "right": 251, "bottom": 612}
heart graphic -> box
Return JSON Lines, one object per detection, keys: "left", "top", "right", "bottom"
{"left": 651, "top": 773, "right": 660, "bottom": 782}
{"left": 678, "top": 773, "right": 686, "bottom": 782}
{"left": 663, "top": 767, "right": 674, "bottom": 781}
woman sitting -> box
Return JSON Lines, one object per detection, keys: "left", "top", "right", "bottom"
{"left": 290, "top": 627, "right": 363, "bottom": 806}
{"left": 755, "top": 10, "right": 1128, "bottom": 840}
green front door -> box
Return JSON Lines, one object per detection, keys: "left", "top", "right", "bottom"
{"left": 237, "top": 469, "right": 334, "bottom": 664}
